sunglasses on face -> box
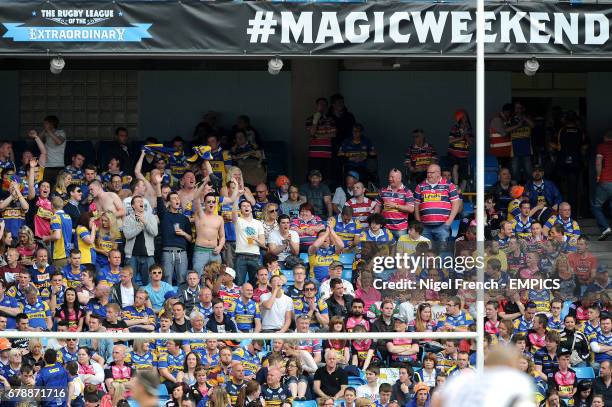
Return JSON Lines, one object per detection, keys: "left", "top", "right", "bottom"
{"left": 151, "top": 271, "right": 162, "bottom": 275}
{"left": 268, "top": 209, "right": 278, "bottom": 213}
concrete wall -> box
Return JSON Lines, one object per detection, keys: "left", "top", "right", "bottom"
{"left": 587, "top": 72, "right": 612, "bottom": 146}
{"left": 338, "top": 71, "right": 511, "bottom": 179}
{"left": 138, "top": 70, "right": 292, "bottom": 145}
{"left": 0, "top": 71, "right": 20, "bottom": 138}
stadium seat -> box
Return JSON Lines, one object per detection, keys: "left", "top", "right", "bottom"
{"left": 299, "top": 253, "right": 309, "bottom": 266}
{"left": 342, "top": 268, "right": 352, "bottom": 282}
{"left": 339, "top": 253, "right": 355, "bottom": 267}
{"left": 292, "top": 401, "right": 318, "bottom": 407}
{"left": 462, "top": 201, "right": 474, "bottom": 217}
{"left": 280, "top": 269, "right": 295, "bottom": 285}
{"left": 239, "top": 339, "right": 252, "bottom": 348}
{"left": 574, "top": 367, "right": 595, "bottom": 380}
{"left": 158, "top": 384, "right": 169, "bottom": 397}
{"left": 347, "top": 369, "right": 367, "bottom": 386}
{"left": 561, "top": 300, "right": 573, "bottom": 321}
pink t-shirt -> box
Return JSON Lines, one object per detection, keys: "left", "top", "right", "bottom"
{"left": 355, "top": 287, "right": 382, "bottom": 312}
{"left": 34, "top": 198, "right": 53, "bottom": 238}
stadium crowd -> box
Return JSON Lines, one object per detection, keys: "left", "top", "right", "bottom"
{"left": 0, "top": 95, "right": 608, "bottom": 407}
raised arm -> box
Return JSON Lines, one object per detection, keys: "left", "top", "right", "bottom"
{"left": 29, "top": 130, "right": 47, "bottom": 167}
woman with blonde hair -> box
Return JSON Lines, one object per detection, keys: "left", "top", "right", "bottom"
{"left": 51, "top": 170, "right": 72, "bottom": 204}
{"left": 23, "top": 338, "right": 44, "bottom": 372}
{"left": 282, "top": 356, "right": 308, "bottom": 400}
{"left": 408, "top": 303, "right": 437, "bottom": 337}
{"left": 94, "top": 210, "right": 120, "bottom": 270}
{"left": 16, "top": 226, "right": 37, "bottom": 266}
{"left": 207, "top": 386, "right": 231, "bottom": 407}
{"left": 220, "top": 167, "right": 255, "bottom": 204}
{"left": 127, "top": 339, "right": 156, "bottom": 370}
{"left": 100, "top": 381, "right": 126, "bottom": 407}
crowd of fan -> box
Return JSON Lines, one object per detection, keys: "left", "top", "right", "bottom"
{"left": 0, "top": 95, "right": 608, "bottom": 407}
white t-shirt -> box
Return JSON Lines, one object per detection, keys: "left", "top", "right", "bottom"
{"left": 45, "top": 129, "right": 66, "bottom": 168}
{"left": 235, "top": 217, "right": 265, "bottom": 255}
{"left": 120, "top": 284, "right": 135, "bottom": 308}
{"left": 268, "top": 229, "right": 299, "bottom": 262}
{"left": 355, "top": 382, "right": 379, "bottom": 402}
{"left": 438, "top": 367, "right": 535, "bottom": 407}
{"left": 332, "top": 187, "right": 352, "bottom": 211}
{"left": 259, "top": 292, "right": 294, "bottom": 330}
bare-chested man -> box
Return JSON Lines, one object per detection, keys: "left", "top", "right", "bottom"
{"left": 134, "top": 150, "right": 160, "bottom": 210}
{"left": 89, "top": 180, "right": 126, "bottom": 223}
{"left": 192, "top": 188, "right": 225, "bottom": 275}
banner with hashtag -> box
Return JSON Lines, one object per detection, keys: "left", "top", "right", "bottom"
{"left": 1, "top": 0, "right": 612, "bottom": 56}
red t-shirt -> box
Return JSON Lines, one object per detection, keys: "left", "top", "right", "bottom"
{"left": 568, "top": 252, "right": 597, "bottom": 283}
{"left": 597, "top": 141, "right": 612, "bottom": 183}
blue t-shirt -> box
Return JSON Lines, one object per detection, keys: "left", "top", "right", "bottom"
{"left": 143, "top": 282, "right": 175, "bottom": 312}
{"left": 35, "top": 363, "right": 69, "bottom": 407}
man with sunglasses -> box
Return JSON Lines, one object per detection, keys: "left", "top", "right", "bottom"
{"left": 193, "top": 190, "right": 225, "bottom": 275}
{"left": 63, "top": 183, "right": 85, "bottom": 225}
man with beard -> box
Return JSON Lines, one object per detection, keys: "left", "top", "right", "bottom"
{"left": 524, "top": 165, "right": 562, "bottom": 224}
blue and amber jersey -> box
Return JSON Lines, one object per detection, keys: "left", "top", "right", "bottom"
{"left": 548, "top": 317, "right": 564, "bottom": 333}
{"left": 232, "top": 347, "right": 261, "bottom": 377}
{"left": 227, "top": 299, "right": 260, "bottom": 333}
{"left": 544, "top": 215, "right": 580, "bottom": 244}
{"left": 511, "top": 216, "right": 534, "bottom": 239}
{"left": 102, "top": 171, "right": 131, "bottom": 189}
{"left": 328, "top": 215, "right": 362, "bottom": 247}
{"left": 185, "top": 329, "right": 208, "bottom": 359}
{"left": 253, "top": 201, "right": 268, "bottom": 221}
{"left": 50, "top": 210, "right": 73, "bottom": 260}
{"left": 591, "top": 332, "right": 612, "bottom": 363}
{"left": 7, "top": 284, "right": 38, "bottom": 304}
{"left": 221, "top": 198, "right": 236, "bottom": 241}
{"left": 94, "top": 232, "right": 115, "bottom": 269}
{"left": 292, "top": 296, "right": 328, "bottom": 330}
{"left": 308, "top": 246, "right": 339, "bottom": 282}
{"left": 29, "top": 264, "right": 55, "bottom": 301}
{"left": 169, "top": 153, "right": 188, "bottom": 178}
{"left": 436, "top": 311, "right": 474, "bottom": 330}
{"left": 150, "top": 331, "right": 173, "bottom": 357}
{"left": 122, "top": 305, "right": 155, "bottom": 326}
{"left": 226, "top": 379, "right": 247, "bottom": 406}
{"left": 158, "top": 350, "right": 185, "bottom": 380}
{"left": 57, "top": 347, "right": 78, "bottom": 364}
{"left": 62, "top": 264, "right": 84, "bottom": 289}
{"left": 202, "top": 350, "right": 220, "bottom": 367}
{"left": 514, "top": 316, "right": 534, "bottom": 333}
{"left": 126, "top": 351, "right": 158, "bottom": 370}
{"left": 583, "top": 321, "right": 602, "bottom": 341}
{"left": 0, "top": 294, "right": 18, "bottom": 329}
{"left": 1, "top": 203, "right": 26, "bottom": 238}
{"left": 262, "top": 385, "right": 292, "bottom": 407}
{"left": 64, "top": 166, "right": 84, "bottom": 185}
{"left": 435, "top": 352, "right": 457, "bottom": 374}
{"left": 527, "top": 289, "right": 553, "bottom": 314}
{"left": 359, "top": 228, "right": 394, "bottom": 243}
{"left": 75, "top": 225, "right": 96, "bottom": 265}
{"left": 210, "top": 147, "right": 233, "bottom": 185}
{"left": 86, "top": 299, "right": 107, "bottom": 319}
{"left": 507, "top": 199, "right": 522, "bottom": 222}
{"left": 195, "top": 303, "right": 213, "bottom": 320}
{"left": 23, "top": 299, "right": 50, "bottom": 330}
{"left": 98, "top": 266, "right": 122, "bottom": 289}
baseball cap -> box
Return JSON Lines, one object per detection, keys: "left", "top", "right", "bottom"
{"left": 557, "top": 347, "right": 571, "bottom": 357}
{"left": 164, "top": 291, "right": 178, "bottom": 300}
{"left": 510, "top": 185, "right": 525, "bottom": 199}
{"left": 597, "top": 263, "right": 608, "bottom": 273}
{"left": 346, "top": 171, "right": 360, "bottom": 181}
{"left": 329, "top": 261, "right": 343, "bottom": 269}
{"left": 224, "top": 267, "right": 237, "bottom": 280}
{"left": 0, "top": 338, "right": 10, "bottom": 351}
{"left": 414, "top": 382, "right": 429, "bottom": 394}
{"left": 309, "top": 169, "right": 322, "bottom": 178}
{"left": 394, "top": 315, "right": 407, "bottom": 323}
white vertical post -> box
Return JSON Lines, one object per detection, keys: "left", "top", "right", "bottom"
{"left": 476, "top": 0, "right": 486, "bottom": 374}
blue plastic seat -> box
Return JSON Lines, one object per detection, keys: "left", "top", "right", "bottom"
{"left": 462, "top": 201, "right": 474, "bottom": 217}
{"left": 299, "top": 252, "right": 310, "bottom": 266}
{"left": 347, "top": 368, "right": 367, "bottom": 386}
{"left": 281, "top": 269, "right": 295, "bottom": 285}
{"left": 574, "top": 366, "right": 595, "bottom": 380}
